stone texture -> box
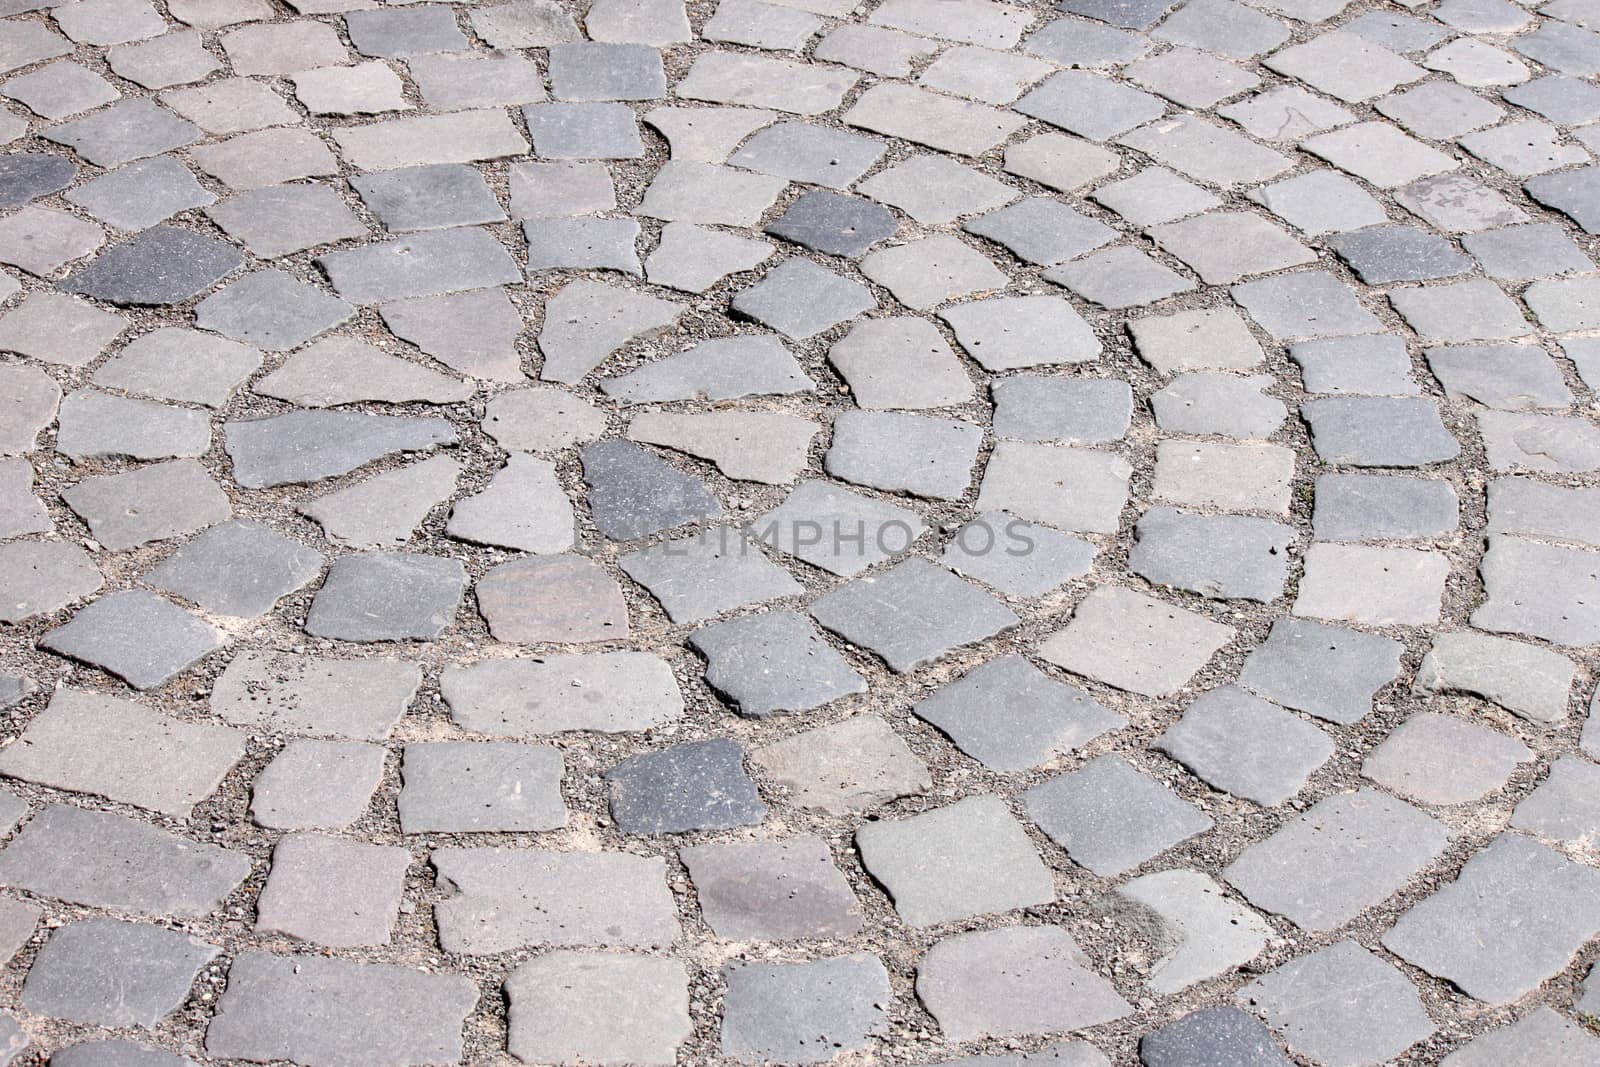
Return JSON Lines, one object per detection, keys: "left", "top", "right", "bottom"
{"left": 751, "top": 715, "right": 929, "bottom": 814}
{"left": 399, "top": 741, "right": 565, "bottom": 832}
{"left": 476, "top": 553, "right": 628, "bottom": 644}
{"left": 255, "top": 833, "right": 408, "bottom": 947}
{"left": 442, "top": 653, "right": 682, "bottom": 735}
{"left": 1026, "top": 755, "right": 1213, "bottom": 877}
{"left": 683, "top": 836, "right": 862, "bottom": 940}
{"left": 1040, "top": 586, "right": 1234, "bottom": 698}
{"left": 1157, "top": 687, "right": 1333, "bottom": 806}
{"left": 506, "top": 953, "right": 690, "bottom": 1067}
{"left": 721, "top": 955, "right": 890, "bottom": 1064}
{"left": 690, "top": 609, "right": 865, "bottom": 716}
{"left": 306, "top": 552, "right": 466, "bottom": 642}
{"left": 22, "top": 918, "right": 217, "bottom": 1027}
{"left": 41, "top": 590, "right": 224, "bottom": 690}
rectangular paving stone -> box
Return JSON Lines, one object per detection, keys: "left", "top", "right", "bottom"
{"left": 722, "top": 954, "right": 890, "bottom": 1063}
{"left": 443, "top": 652, "right": 682, "bottom": 735}
{"left": 1225, "top": 789, "right": 1448, "bottom": 931}
{"left": 523, "top": 100, "right": 644, "bottom": 158}
{"left": 1487, "top": 477, "right": 1600, "bottom": 547}
{"left": 225, "top": 410, "right": 456, "bottom": 487}
{"left": 62, "top": 458, "right": 230, "bottom": 551}
{"left": 255, "top": 833, "right": 409, "bottom": 948}
{"left": 44, "top": 97, "right": 198, "bottom": 167}
{"left": 1118, "top": 114, "right": 1292, "bottom": 186}
{"left": 751, "top": 714, "right": 930, "bottom": 815}
{"left": 212, "top": 649, "right": 421, "bottom": 739}
{"left": 189, "top": 127, "right": 339, "bottom": 190}
{"left": 41, "top": 589, "right": 225, "bottom": 690}
{"left": 1312, "top": 473, "right": 1459, "bottom": 541}
{"left": 250, "top": 738, "right": 386, "bottom": 830}
{"left": 1294, "top": 543, "right": 1449, "bottom": 626}
{"left": 22, "top": 917, "right": 218, "bottom": 1028}
{"left": 844, "top": 82, "right": 1026, "bottom": 156}
{"left": 1025, "top": 754, "right": 1213, "bottom": 877}
{"left": 683, "top": 836, "right": 862, "bottom": 940}
{"left": 317, "top": 226, "right": 519, "bottom": 304}
{"left": 1363, "top": 711, "right": 1531, "bottom": 806}
{"left": 1041, "top": 585, "right": 1234, "bottom": 697}
{"left": 1474, "top": 535, "right": 1600, "bottom": 646}
{"left": 206, "top": 952, "right": 477, "bottom": 1067}
{"left": 1157, "top": 687, "right": 1333, "bottom": 806}
{"left": 332, "top": 109, "right": 528, "bottom": 170}
{"left": 690, "top": 609, "right": 865, "bottom": 716}
{"left": 0, "top": 688, "right": 242, "bottom": 817}
{"left": 508, "top": 952, "right": 691, "bottom": 1067}
{"left": 431, "top": 847, "right": 679, "bottom": 953}
{"left": 399, "top": 741, "right": 565, "bottom": 833}
{"left": 0, "top": 803, "right": 249, "bottom": 917}
{"left": 675, "top": 50, "right": 857, "bottom": 114}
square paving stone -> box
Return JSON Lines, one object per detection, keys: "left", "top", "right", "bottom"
{"left": 1383, "top": 833, "right": 1600, "bottom": 1004}
{"left": 1488, "top": 476, "right": 1600, "bottom": 546}
{"left": 476, "top": 553, "right": 628, "bottom": 644}
{"left": 1118, "top": 871, "right": 1271, "bottom": 995}
{"left": 306, "top": 551, "right": 466, "bottom": 642}
{"left": 857, "top": 795, "right": 1055, "bottom": 927}
{"left": 721, "top": 954, "right": 890, "bottom": 1064}
{"left": 221, "top": 20, "right": 346, "bottom": 74}
{"left": 41, "top": 590, "right": 224, "bottom": 689}
{"left": 291, "top": 59, "right": 410, "bottom": 115}
{"left": 607, "top": 737, "right": 766, "bottom": 834}
{"left": 751, "top": 714, "right": 930, "bottom": 814}
{"left": 1510, "top": 756, "right": 1600, "bottom": 847}
{"left": 1130, "top": 307, "right": 1262, "bottom": 374}
{"left": 525, "top": 216, "right": 641, "bottom": 274}
{"left": 916, "top": 926, "right": 1131, "bottom": 1041}
{"left": 54, "top": 0, "right": 165, "bottom": 45}
{"left": 1157, "top": 687, "right": 1333, "bottom": 806}
{"left": 0, "top": 460, "right": 48, "bottom": 539}
{"left": 421, "top": 846, "right": 668, "bottom": 953}
{"left": 992, "top": 377, "right": 1132, "bottom": 444}
{"left": 1377, "top": 80, "right": 1502, "bottom": 140}
{"left": 213, "top": 651, "right": 418, "bottom": 740}
{"left": 942, "top": 297, "right": 1100, "bottom": 371}
{"left": 65, "top": 155, "right": 214, "bottom": 230}
{"left": 0, "top": 204, "right": 102, "bottom": 276}
{"left": 205, "top": 952, "right": 476, "bottom": 1067}
{"left": 1230, "top": 271, "right": 1380, "bottom": 340}
{"left": 1312, "top": 474, "right": 1459, "bottom": 541}
{"left": 0, "top": 687, "right": 241, "bottom": 817}
{"left": 444, "top": 452, "right": 574, "bottom": 554}
{"left": 705, "top": 0, "right": 822, "bottom": 47}
{"left": 828, "top": 316, "right": 973, "bottom": 408}
{"left": 964, "top": 197, "right": 1116, "bottom": 266}
{"left": 159, "top": 76, "right": 296, "bottom": 133}
{"left": 207, "top": 184, "right": 367, "bottom": 258}
{"left": 251, "top": 738, "right": 386, "bottom": 830}
{"left": 190, "top": 128, "right": 339, "bottom": 190}
{"left": 843, "top": 82, "right": 1025, "bottom": 157}
{"left": 1462, "top": 119, "right": 1585, "bottom": 178}
{"left": 752, "top": 480, "right": 926, "bottom": 576}
{"left": 1093, "top": 166, "right": 1219, "bottom": 226}
{"left": 44, "top": 98, "right": 199, "bottom": 167}
{"left": 398, "top": 741, "right": 564, "bottom": 833}
{"left": 977, "top": 441, "right": 1131, "bottom": 534}
{"left": 1528, "top": 164, "right": 1600, "bottom": 234}
{"left": 1363, "top": 712, "right": 1531, "bottom": 806}
{"left": 1417, "top": 630, "right": 1576, "bottom": 724}
{"left": 0, "top": 803, "right": 248, "bottom": 917}
{"left": 765, "top": 190, "right": 897, "bottom": 257}
{"left": 256, "top": 831, "right": 409, "bottom": 948}
{"left": 1118, "top": 114, "right": 1293, "bottom": 187}
{"left": 810, "top": 558, "right": 1018, "bottom": 674}
{"left": 549, "top": 41, "right": 665, "bottom": 100}
{"left": 22, "top": 918, "right": 217, "bottom": 1027}
{"left": 466, "top": 0, "right": 580, "bottom": 47}
{"left": 1464, "top": 223, "right": 1593, "bottom": 280}
{"left": 1236, "top": 942, "right": 1434, "bottom": 1066}
{"left": 825, "top": 411, "right": 981, "bottom": 500}
{"left": 145, "top": 519, "right": 322, "bottom": 617}
{"left": 1290, "top": 335, "right": 1417, "bottom": 395}
{"left": 1330, "top": 224, "right": 1473, "bottom": 284}
{"left": 638, "top": 160, "right": 787, "bottom": 226}
{"left": 621, "top": 529, "right": 801, "bottom": 624}
{"left": 914, "top": 656, "right": 1123, "bottom": 773}
{"left": 1476, "top": 536, "right": 1600, "bottom": 646}
{"left": 1226, "top": 789, "right": 1448, "bottom": 931}
{"left": 1040, "top": 586, "right": 1234, "bottom": 698}
{"left": 1238, "top": 617, "right": 1400, "bottom": 725}
{"left": 1479, "top": 411, "right": 1600, "bottom": 473}
{"left": 523, "top": 101, "right": 643, "bottom": 158}
{"left": 62, "top": 458, "right": 230, "bottom": 551}
{"left": 0, "top": 541, "right": 99, "bottom": 622}
{"left": 1016, "top": 70, "right": 1165, "bottom": 141}
{"left": 2, "top": 60, "right": 116, "bottom": 119}
{"left": 685, "top": 835, "right": 862, "bottom": 940}
{"left": 1025, "top": 755, "right": 1213, "bottom": 877}
{"left": 197, "top": 269, "right": 353, "bottom": 351}
{"left": 734, "top": 258, "right": 876, "bottom": 338}
{"left": 0, "top": 363, "right": 61, "bottom": 454}
{"left": 1140, "top": 1007, "right": 1290, "bottom": 1067}
{"left": 856, "top": 153, "right": 1017, "bottom": 224}
{"left": 1294, "top": 543, "right": 1449, "bottom": 626}
{"left": 1129, "top": 508, "right": 1293, "bottom": 602}
{"left": 1045, "top": 246, "right": 1195, "bottom": 309}
{"left": 1302, "top": 121, "right": 1457, "bottom": 188}
{"left": 334, "top": 109, "right": 529, "bottom": 170}
{"left": 1005, "top": 131, "right": 1120, "bottom": 194}
{"left": 1248, "top": 171, "right": 1388, "bottom": 239}
{"left": 224, "top": 410, "right": 454, "bottom": 487}
{"left": 1302, "top": 396, "right": 1460, "bottom": 466}
{"left": 507, "top": 953, "right": 690, "bottom": 1067}
{"left": 690, "top": 608, "right": 865, "bottom": 716}
{"left": 642, "top": 104, "right": 777, "bottom": 162}
{"left": 1152, "top": 441, "right": 1294, "bottom": 515}
{"left": 1025, "top": 15, "right": 1148, "bottom": 67}
{"left": 0, "top": 20, "right": 70, "bottom": 73}
{"left": 0, "top": 291, "right": 127, "bottom": 367}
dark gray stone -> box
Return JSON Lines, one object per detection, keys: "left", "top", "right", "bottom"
{"left": 1156, "top": 687, "right": 1333, "bottom": 806}
{"left": 1302, "top": 396, "right": 1460, "bottom": 466}
{"left": 399, "top": 741, "right": 565, "bottom": 832}
{"left": 548, "top": 41, "right": 665, "bottom": 100}
{"left": 914, "top": 655, "right": 1123, "bottom": 772}
{"left": 41, "top": 590, "right": 224, "bottom": 690}
{"left": 146, "top": 519, "right": 322, "bottom": 617}
{"left": 810, "top": 558, "right": 1018, "bottom": 673}
{"left": 1384, "top": 833, "right": 1600, "bottom": 1004}
{"left": 607, "top": 737, "right": 766, "bottom": 834}
{"left": 225, "top": 410, "right": 456, "bottom": 488}
{"left": 1425, "top": 344, "right": 1573, "bottom": 410}
{"left": 689, "top": 609, "right": 866, "bottom": 717}
{"left": 0, "top": 803, "right": 249, "bottom": 916}
{"left": 1140, "top": 1007, "right": 1290, "bottom": 1067}
{"left": 305, "top": 551, "right": 466, "bottom": 642}
{"left": 1330, "top": 224, "right": 1473, "bottom": 283}
{"left": 0, "top": 152, "right": 75, "bottom": 208}
{"left": 351, "top": 164, "right": 507, "bottom": 233}
{"left": 580, "top": 439, "right": 723, "bottom": 541}
{"left": 22, "top": 918, "right": 217, "bottom": 1027}
{"left": 765, "top": 190, "right": 897, "bottom": 257}
{"left": 721, "top": 955, "right": 890, "bottom": 1064}
{"left": 60, "top": 225, "right": 241, "bottom": 305}
{"left": 206, "top": 952, "right": 477, "bottom": 1067}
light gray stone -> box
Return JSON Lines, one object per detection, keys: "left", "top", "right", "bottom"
{"left": 399, "top": 741, "right": 565, "bottom": 832}
{"left": 721, "top": 955, "right": 890, "bottom": 1064}
{"left": 621, "top": 528, "right": 802, "bottom": 623}
{"left": 442, "top": 652, "right": 682, "bottom": 735}
{"left": 41, "top": 590, "right": 224, "bottom": 690}
{"left": 1026, "top": 754, "right": 1213, "bottom": 877}
{"left": 255, "top": 832, "right": 408, "bottom": 947}
{"left": 683, "top": 836, "right": 862, "bottom": 940}
{"left": 1363, "top": 712, "right": 1531, "bottom": 806}
{"left": 62, "top": 459, "right": 230, "bottom": 551}
{"left": 225, "top": 410, "right": 455, "bottom": 489}
{"left": 507, "top": 953, "right": 690, "bottom": 1067}
{"left": 306, "top": 551, "right": 466, "bottom": 642}
{"left": 1157, "top": 687, "right": 1333, "bottom": 806}
{"left": 446, "top": 453, "right": 575, "bottom": 554}
{"left": 1040, "top": 586, "right": 1234, "bottom": 698}
{"left": 22, "top": 918, "right": 217, "bottom": 1027}
{"left": 690, "top": 608, "right": 865, "bottom": 716}
{"left": 1117, "top": 871, "right": 1271, "bottom": 995}
{"left": 0, "top": 541, "right": 100, "bottom": 622}
{"left": 751, "top": 714, "right": 930, "bottom": 814}
{"left": 1417, "top": 631, "right": 1575, "bottom": 724}
{"left": 1129, "top": 508, "right": 1292, "bottom": 602}
{"left": 300, "top": 456, "right": 462, "bottom": 549}
{"left": 250, "top": 739, "right": 386, "bottom": 830}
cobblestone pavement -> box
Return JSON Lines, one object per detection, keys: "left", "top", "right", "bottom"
{"left": 4, "top": 0, "right": 1600, "bottom": 1063}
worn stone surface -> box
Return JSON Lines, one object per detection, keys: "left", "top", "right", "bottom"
{"left": 684, "top": 836, "right": 863, "bottom": 940}
{"left": 1027, "top": 755, "right": 1213, "bottom": 877}
{"left": 399, "top": 741, "right": 565, "bottom": 833}
{"left": 22, "top": 918, "right": 217, "bottom": 1027}
{"left": 255, "top": 832, "right": 408, "bottom": 947}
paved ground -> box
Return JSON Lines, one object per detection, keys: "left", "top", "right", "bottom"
{"left": 2, "top": 0, "right": 1600, "bottom": 1063}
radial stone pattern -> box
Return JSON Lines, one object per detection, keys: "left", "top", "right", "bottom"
{"left": 0, "top": 0, "right": 1599, "bottom": 1063}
